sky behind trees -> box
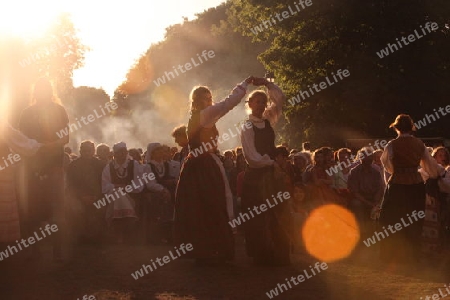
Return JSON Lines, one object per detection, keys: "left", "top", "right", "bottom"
{"left": 0, "top": 0, "right": 225, "bottom": 96}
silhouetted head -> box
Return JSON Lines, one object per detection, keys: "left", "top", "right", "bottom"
{"left": 389, "top": 114, "right": 416, "bottom": 134}
{"left": 32, "top": 77, "right": 55, "bottom": 104}
{"left": 190, "top": 86, "right": 212, "bottom": 113}
{"left": 248, "top": 90, "right": 268, "bottom": 119}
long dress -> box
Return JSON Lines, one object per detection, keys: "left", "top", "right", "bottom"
{"left": 380, "top": 134, "right": 438, "bottom": 263}
{"left": 19, "top": 102, "right": 69, "bottom": 229}
{"left": 240, "top": 83, "right": 291, "bottom": 265}
{"left": 0, "top": 123, "right": 40, "bottom": 243}
{"left": 173, "top": 81, "right": 249, "bottom": 261}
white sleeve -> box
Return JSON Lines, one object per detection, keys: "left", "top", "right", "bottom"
{"left": 200, "top": 82, "right": 248, "bottom": 128}
{"left": 142, "top": 164, "right": 165, "bottom": 192}
{"left": 240, "top": 121, "right": 274, "bottom": 168}
{"left": 262, "top": 83, "right": 285, "bottom": 127}
{"left": 420, "top": 148, "right": 439, "bottom": 179}
{"left": 381, "top": 142, "right": 393, "bottom": 175}
{"left": 3, "top": 123, "right": 41, "bottom": 157}
{"left": 101, "top": 164, "right": 115, "bottom": 194}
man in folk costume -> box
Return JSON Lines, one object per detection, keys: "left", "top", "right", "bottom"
{"left": 66, "top": 140, "right": 105, "bottom": 243}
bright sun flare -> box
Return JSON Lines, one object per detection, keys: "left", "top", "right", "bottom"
{"left": 0, "top": 1, "right": 63, "bottom": 39}
{"left": 302, "top": 204, "right": 360, "bottom": 262}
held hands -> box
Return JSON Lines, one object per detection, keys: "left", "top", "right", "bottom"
{"left": 252, "top": 77, "right": 270, "bottom": 86}
{"left": 244, "top": 76, "right": 270, "bottom": 86}
{"left": 244, "top": 76, "right": 255, "bottom": 84}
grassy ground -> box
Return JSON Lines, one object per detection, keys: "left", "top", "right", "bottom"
{"left": 1, "top": 233, "right": 449, "bottom": 300}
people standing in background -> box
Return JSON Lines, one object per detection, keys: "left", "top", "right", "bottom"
{"left": 234, "top": 152, "right": 247, "bottom": 218}
{"left": 372, "top": 149, "right": 387, "bottom": 189}
{"left": 66, "top": 140, "right": 105, "bottom": 244}
{"left": 171, "top": 125, "right": 189, "bottom": 165}
{"left": 292, "top": 152, "right": 309, "bottom": 186}
{"left": 102, "top": 142, "right": 137, "bottom": 243}
{"left": 161, "top": 145, "right": 180, "bottom": 180}
{"left": 19, "top": 77, "right": 69, "bottom": 261}
{"left": 347, "top": 147, "right": 384, "bottom": 236}
{"left": 302, "top": 142, "right": 311, "bottom": 153}
{"left": 332, "top": 148, "right": 353, "bottom": 189}
{"left": 128, "top": 148, "right": 143, "bottom": 164}
{"left": 301, "top": 142, "right": 313, "bottom": 166}
{"left": 96, "top": 143, "right": 112, "bottom": 167}
{"left": 170, "top": 147, "right": 178, "bottom": 159}
{"left": 421, "top": 146, "right": 450, "bottom": 253}
{"left": 144, "top": 143, "right": 175, "bottom": 244}
{"left": 102, "top": 142, "right": 160, "bottom": 244}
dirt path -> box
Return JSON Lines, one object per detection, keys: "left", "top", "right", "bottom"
{"left": 1, "top": 234, "right": 449, "bottom": 300}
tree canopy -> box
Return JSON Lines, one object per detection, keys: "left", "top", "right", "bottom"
{"left": 117, "top": 0, "right": 449, "bottom": 149}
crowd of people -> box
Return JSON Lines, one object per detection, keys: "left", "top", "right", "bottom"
{"left": 1, "top": 77, "right": 449, "bottom": 267}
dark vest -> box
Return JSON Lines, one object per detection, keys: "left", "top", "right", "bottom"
{"left": 187, "top": 111, "right": 219, "bottom": 153}
{"left": 390, "top": 136, "right": 425, "bottom": 184}
{"left": 109, "top": 160, "right": 134, "bottom": 186}
{"left": 148, "top": 161, "right": 172, "bottom": 183}
{"left": 252, "top": 119, "right": 276, "bottom": 159}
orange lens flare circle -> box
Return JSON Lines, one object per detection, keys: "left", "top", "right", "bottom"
{"left": 302, "top": 204, "right": 360, "bottom": 262}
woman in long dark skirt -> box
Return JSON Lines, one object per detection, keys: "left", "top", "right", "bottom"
{"left": 380, "top": 114, "right": 438, "bottom": 264}
{"left": 240, "top": 78, "right": 289, "bottom": 266}
{"left": 19, "top": 78, "right": 69, "bottom": 260}
{"left": 173, "top": 76, "right": 254, "bottom": 264}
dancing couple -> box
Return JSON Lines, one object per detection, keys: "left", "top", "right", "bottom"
{"left": 173, "top": 76, "right": 289, "bottom": 266}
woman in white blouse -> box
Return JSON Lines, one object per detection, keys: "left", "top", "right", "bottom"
{"left": 380, "top": 114, "right": 438, "bottom": 264}
{"left": 173, "top": 76, "right": 255, "bottom": 264}
{"left": 240, "top": 77, "right": 289, "bottom": 266}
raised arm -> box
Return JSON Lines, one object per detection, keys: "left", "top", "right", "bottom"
{"left": 200, "top": 77, "right": 253, "bottom": 128}
{"left": 244, "top": 77, "right": 284, "bottom": 128}
{"left": 263, "top": 83, "right": 285, "bottom": 126}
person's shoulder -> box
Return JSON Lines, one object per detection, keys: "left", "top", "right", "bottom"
{"left": 349, "top": 163, "right": 362, "bottom": 173}
{"left": 49, "top": 102, "right": 65, "bottom": 108}
{"left": 67, "top": 157, "right": 78, "bottom": 170}
{"left": 50, "top": 102, "right": 68, "bottom": 113}
{"left": 412, "top": 136, "right": 425, "bottom": 146}
{"left": 20, "top": 104, "right": 37, "bottom": 118}
{"left": 21, "top": 104, "right": 35, "bottom": 112}
{"left": 131, "top": 160, "right": 142, "bottom": 168}
{"left": 241, "top": 119, "right": 253, "bottom": 131}
{"left": 92, "top": 157, "right": 104, "bottom": 167}
{"left": 384, "top": 139, "right": 395, "bottom": 148}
